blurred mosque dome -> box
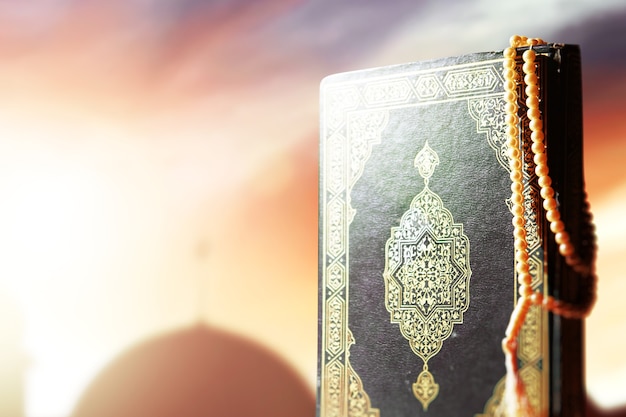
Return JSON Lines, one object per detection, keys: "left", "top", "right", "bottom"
{"left": 70, "top": 323, "right": 314, "bottom": 417}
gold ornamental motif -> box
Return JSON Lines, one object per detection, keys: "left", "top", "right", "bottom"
{"left": 383, "top": 142, "right": 471, "bottom": 410}
{"left": 412, "top": 365, "right": 440, "bottom": 411}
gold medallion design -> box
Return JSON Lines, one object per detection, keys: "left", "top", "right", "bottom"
{"left": 383, "top": 142, "right": 471, "bottom": 411}
{"left": 412, "top": 365, "right": 439, "bottom": 411}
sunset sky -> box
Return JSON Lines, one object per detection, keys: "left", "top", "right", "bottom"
{"left": 0, "top": 1, "right": 625, "bottom": 416}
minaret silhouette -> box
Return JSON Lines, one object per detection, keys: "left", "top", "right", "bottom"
{"left": 0, "top": 289, "right": 28, "bottom": 417}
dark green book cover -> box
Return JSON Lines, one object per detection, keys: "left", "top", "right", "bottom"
{"left": 318, "top": 45, "right": 585, "bottom": 417}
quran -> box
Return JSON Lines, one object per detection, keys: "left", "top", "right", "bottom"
{"left": 318, "top": 43, "right": 589, "bottom": 417}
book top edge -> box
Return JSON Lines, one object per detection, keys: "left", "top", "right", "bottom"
{"left": 321, "top": 43, "right": 580, "bottom": 88}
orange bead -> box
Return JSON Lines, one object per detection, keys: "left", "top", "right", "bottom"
{"left": 555, "top": 231, "right": 570, "bottom": 245}
{"left": 566, "top": 255, "right": 581, "bottom": 267}
{"left": 534, "top": 153, "right": 548, "bottom": 166}
{"left": 546, "top": 209, "right": 561, "bottom": 222}
{"left": 523, "top": 61, "right": 536, "bottom": 74}
{"left": 520, "top": 285, "right": 534, "bottom": 297}
{"left": 531, "top": 141, "right": 545, "bottom": 154}
{"left": 523, "top": 49, "right": 536, "bottom": 61}
{"left": 503, "top": 58, "right": 517, "bottom": 69}
{"left": 512, "top": 215, "right": 525, "bottom": 228}
{"left": 535, "top": 164, "right": 549, "bottom": 177}
{"left": 530, "top": 292, "right": 543, "bottom": 305}
{"left": 504, "top": 90, "right": 517, "bottom": 102}
{"left": 507, "top": 125, "right": 520, "bottom": 137}
{"left": 504, "top": 47, "right": 517, "bottom": 58}
{"left": 543, "top": 198, "right": 557, "bottom": 211}
{"left": 550, "top": 220, "right": 565, "bottom": 233}
{"left": 511, "top": 181, "right": 523, "bottom": 193}
{"left": 503, "top": 68, "right": 517, "bottom": 81}
{"left": 540, "top": 186, "right": 554, "bottom": 199}
{"left": 506, "top": 135, "right": 519, "bottom": 146}
{"left": 529, "top": 119, "right": 543, "bottom": 131}
{"left": 517, "top": 272, "right": 532, "bottom": 286}
{"left": 504, "top": 79, "right": 517, "bottom": 91}
{"left": 510, "top": 170, "right": 523, "bottom": 182}
{"left": 526, "top": 95, "right": 539, "bottom": 109}
{"left": 527, "top": 106, "right": 541, "bottom": 119}
{"left": 531, "top": 130, "right": 545, "bottom": 142}
{"left": 505, "top": 102, "right": 518, "bottom": 114}
{"left": 514, "top": 238, "right": 528, "bottom": 251}
{"left": 505, "top": 113, "right": 518, "bottom": 124}
{"left": 508, "top": 149, "right": 521, "bottom": 161}
{"left": 559, "top": 243, "right": 575, "bottom": 257}
{"left": 510, "top": 35, "right": 522, "bottom": 47}
{"left": 537, "top": 175, "right": 551, "bottom": 187}
{"left": 509, "top": 159, "right": 522, "bottom": 171}
{"left": 516, "top": 250, "right": 530, "bottom": 264}
{"left": 543, "top": 296, "right": 555, "bottom": 309}
{"left": 516, "top": 262, "right": 530, "bottom": 276}
{"left": 524, "top": 73, "right": 538, "bottom": 86}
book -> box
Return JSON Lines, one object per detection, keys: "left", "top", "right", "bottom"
{"left": 318, "top": 44, "right": 587, "bottom": 417}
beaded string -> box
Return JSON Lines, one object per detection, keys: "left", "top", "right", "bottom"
{"left": 500, "top": 35, "right": 597, "bottom": 416}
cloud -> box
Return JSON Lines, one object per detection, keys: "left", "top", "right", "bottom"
{"left": 260, "top": 0, "right": 430, "bottom": 66}
{"left": 365, "top": 0, "right": 626, "bottom": 67}
{"left": 552, "top": 7, "right": 626, "bottom": 68}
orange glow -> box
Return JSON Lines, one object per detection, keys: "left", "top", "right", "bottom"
{"left": 0, "top": 4, "right": 320, "bottom": 417}
{"left": 581, "top": 73, "right": 626, "bottom": 408}
{"left": 0, "top": 2, "right": 625, "bottom": 416}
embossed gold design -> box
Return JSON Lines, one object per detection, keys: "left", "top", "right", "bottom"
{"left": 363, "top": 79, "right": 412, "bottom": 106}
{"left": 348, "top": 363, "right": 381, "bottom": 417}
{"left": 413, "top": 365, "right": 440, "bottom": 411}
{"left": 415, "top": 75, "right": 442, "bottom": 100}
{"left": 383, "top": 142, "right": 471, "bottom": 410}
{"left": 322, "top": 98, "right": 388, "bottom": 416}
{"left": 347, "top": 111, "right": 389, "bottom": 190}
{"left": 443, "top": 67, "right": 500, "bottom": 95}
{"left": 321, "top": 60, "right": 548, "bottom": 417}
{"left": 468, "top": 97, "right": 509, "bottom": 170}
{"left": 519, "top": 365, "right": 543, "bottom": 415}
{"left": 475, "top": 378, "right": 505, "bottom": 417}
{"left": 471, "top": 60, "right": 549, "bottom": 416}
